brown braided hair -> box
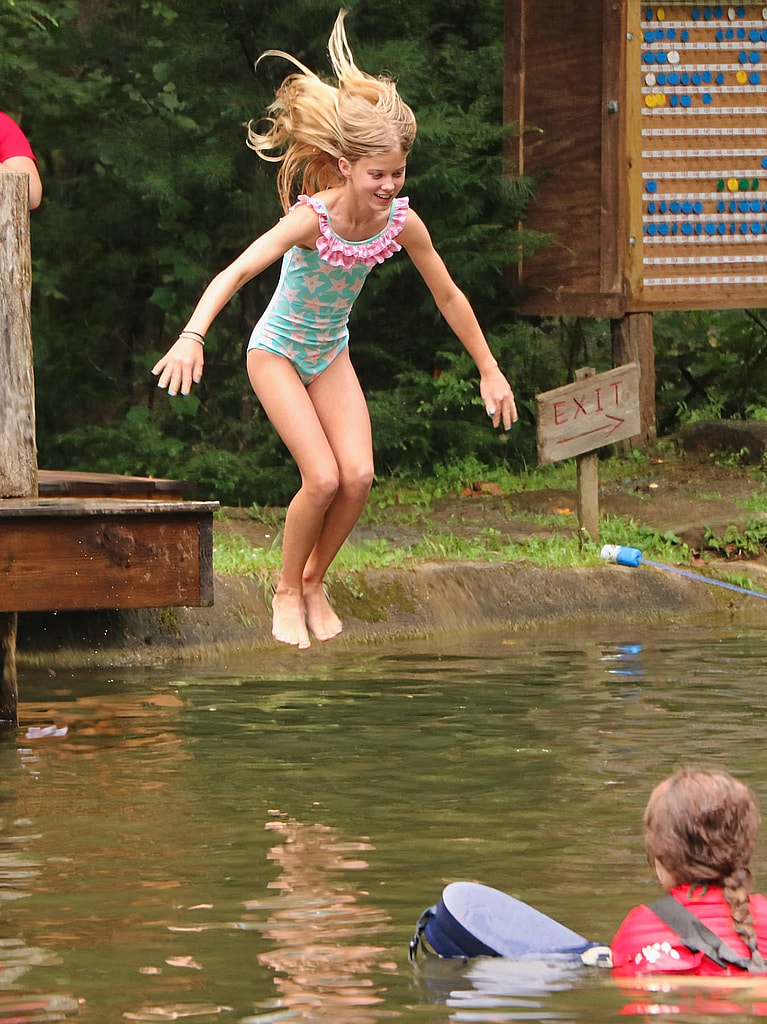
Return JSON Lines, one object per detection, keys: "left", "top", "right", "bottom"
{"left": 645, "top": 769, "right": 764, "bottom": 965}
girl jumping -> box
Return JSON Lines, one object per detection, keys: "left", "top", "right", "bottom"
{"left": 152, "top": 10, "right": 518, "bottom": 650}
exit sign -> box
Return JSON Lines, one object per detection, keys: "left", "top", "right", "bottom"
{"left": 535, "top": 364, "right": 640, "bottom": 466}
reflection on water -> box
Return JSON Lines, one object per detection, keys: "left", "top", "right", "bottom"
{"left": 417, "top": 955, "right": 599, "bottom": 1023}
{"left": 246, "top": 814, "right": 394, "bottom": 1022}
{"left": 2, "top": 623, "right": 767, "bottom": 1021}
{"left": 611, "top": 974, "right": 767, "bottom": 1018}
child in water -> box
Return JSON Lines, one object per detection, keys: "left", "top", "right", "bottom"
{"left": 612, "top": 768, "right": 767, "bottom": 975}
{"left": 152, "top": 10, "right": 517, "bottom": 651}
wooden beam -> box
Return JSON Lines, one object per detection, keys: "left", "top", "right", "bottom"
{"left": 574, "top": 368, "right": 600, "bottom": 545}
{"left": 0, "top": 174, "right": 36, "bottom": 499}
{"left": 600, "top": 0, "right": 625, "bottom": 297}
{"left": 0, "top": 615, "right": 18, "bottom": 727}
{"left": 577, "top": 451, "right": 600, "bottom": 545}
{"left": 0, "top": 500, "right": 217, "bottom": 611}
{"left": 611, "top": 312, "right": 657, "bottom": 445}
{"left": 0, "top": 173, "right": 37, "bottom": 729}
{"left": 37, "top": 470, "right": 190, "bottom": 500}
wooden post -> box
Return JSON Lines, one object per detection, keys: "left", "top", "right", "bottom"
{"left": 0, "top": 616, "right": 18, "bottom": 726}
{"left": 611, "top": 312, "right": 656, "bottom": 445}
{"left": 576, "top": 453, "right": 600, "bottom": 546}
{"left": 574, "top": 368, "right": 599, "bottom": 545}
{"left": 0, "top": 172, "right": 38, "bottom": 729}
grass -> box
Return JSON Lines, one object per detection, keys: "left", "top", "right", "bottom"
{"left": 212, "top": 448, "right": 767, "bottom": 593}
{"left": 213, "top": 535, "right": 283, "bottom": 578}
{"left": 740, "top": 491, "right": 767, "bottom": 514}
{"left": 231, "top": 448, "right": 687, "bottom": 533}
{"left": 213, "top": 513, "right": 692, "bottom": 582}
{"left": 720, "top": 570, "right": 767, "bottom": 593}
{"left": 212, "top": 529, "right": 594, "bottom": 581}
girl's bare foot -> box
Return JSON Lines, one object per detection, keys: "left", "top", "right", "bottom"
{"left": 303, "top": 581, "right": 343, "bottom": 642}
{"left": 271, "top": 587, "right": 311, "bottom": 650}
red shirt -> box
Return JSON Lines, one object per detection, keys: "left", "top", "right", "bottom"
{"left": 0, "top": 111, "right": 36, "bottom": 163}
{"left": 612, "top": 883, "right": 767, "bottom": 976}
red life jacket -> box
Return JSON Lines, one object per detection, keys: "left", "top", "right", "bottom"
{"left": 612, "top": 884, "right": 767, "bottom": 976}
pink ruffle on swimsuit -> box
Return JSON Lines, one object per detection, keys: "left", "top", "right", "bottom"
{"left": 248, "top": 193, "right": 410, "bottom": 384}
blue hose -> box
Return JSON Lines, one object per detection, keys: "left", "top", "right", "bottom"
{"left": 642, "top": 559, "right": 767, "bottom": 601}
{"left": 600, "top": 544, "right": 767, "bottom": 601}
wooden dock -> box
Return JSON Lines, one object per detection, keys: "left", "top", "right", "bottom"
{"left": 0, "top": 174, "right": 219, "bottom": 727}
{"left": 36, "top": 469, "right": 190, "bottom": 500}
{"left": 0, "top": 495, "right": 215, "bottom": 612}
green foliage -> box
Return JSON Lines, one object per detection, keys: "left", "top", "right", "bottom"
{"left": 654, "top": 308, "right": 767, "bottom": 432}
{"left": 367, "top": 350, "right": 520, "bottom": 475}
{"left": 214, "top": 533, "right": 282, "bottom": 578}
{"left": 705, "top": 519, "right": 767, "bottom": 559}
{"left": 744, "top": 405, "right": 767, "bottom": 423}
{"left": 675, "top": 391, "right": 728, "bottom": 425}
{"left": 740, "top": 487, "right": 767, "bottom": 513}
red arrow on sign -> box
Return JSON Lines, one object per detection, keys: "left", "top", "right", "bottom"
{"left": 535, "top": 364, "right": 640, "bottom": 466}
{"left": 556, "top": 413, "right": 626, "bottom": 445}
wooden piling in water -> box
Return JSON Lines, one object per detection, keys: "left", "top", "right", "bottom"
{"left": 0, "top": 172, "right": 38, "bottom": 728}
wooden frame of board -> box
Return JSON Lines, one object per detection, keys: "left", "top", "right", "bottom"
{"left": 505, "top": 0, "right": 767, "bottom": 315}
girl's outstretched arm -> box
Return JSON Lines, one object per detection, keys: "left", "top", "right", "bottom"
{"left": 152, "top": 205, "right": 318, "bottom": 396}
{"left": 400, "top": 209, "right": 517, "bottom": 431}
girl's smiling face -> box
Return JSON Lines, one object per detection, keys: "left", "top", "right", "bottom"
{"left": 339, "top": 149, "right": 407, "bottom": 209}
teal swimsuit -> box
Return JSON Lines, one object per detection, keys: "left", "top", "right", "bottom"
{"left": 248, "top": 193, "right": 410, "bottom": 384}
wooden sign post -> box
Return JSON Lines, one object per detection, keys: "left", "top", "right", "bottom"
{"left": 0, "top": 173, "right": 37, "bottom": 728}
{"left": 536, "top": 363, "right": 640, "bottom": 542}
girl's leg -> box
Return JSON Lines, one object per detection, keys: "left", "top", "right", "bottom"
{"left": 247, "top": 350, "right": 346, "bottom": 649}
{"left": 301, "top": 350, "right": 374, "bottom": 639}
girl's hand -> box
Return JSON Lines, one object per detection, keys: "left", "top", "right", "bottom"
{"left": 152, "top": 337, "right": 204, "bottom": 397}
{"left": 480, "top": 366, "right": 518, "bottom": 431}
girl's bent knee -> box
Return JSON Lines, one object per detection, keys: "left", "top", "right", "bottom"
{"left": 342, "top": 465, "right": 374, "bottom": 499}
{"left": 304, "top": 473, "right": 340, "bottom": 507}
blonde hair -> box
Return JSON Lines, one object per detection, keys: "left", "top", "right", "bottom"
{"left": 247, "top": 9, "right": 417, "bottom": 212}
{"left": 645, "top": 769, "right": 764, "bottom": 962}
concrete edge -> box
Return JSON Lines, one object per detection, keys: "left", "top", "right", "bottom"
{"left": 15, "top": 561, "right": 765, "bottom": 670}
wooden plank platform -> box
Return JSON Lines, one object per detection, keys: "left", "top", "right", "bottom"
{"left": 0, "top": 498, "right": 218, "bottom": 612}
{"left": 37, "top": 470, "right": 190, "bottom": 500}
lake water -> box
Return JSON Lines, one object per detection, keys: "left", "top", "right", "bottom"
{"left": 4, "top": 621, "right": 767, "bottom": 1022}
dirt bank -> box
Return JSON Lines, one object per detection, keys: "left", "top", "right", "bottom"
{"left": 14, "top": 559, "right": 748, "bottom": 670}
{"left": 16, "top": 441, "right": 767, "bottom": 669}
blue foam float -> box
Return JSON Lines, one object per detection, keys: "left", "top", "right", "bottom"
{"left": 409, "top": 881, "right": 610, "bottom": 965}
